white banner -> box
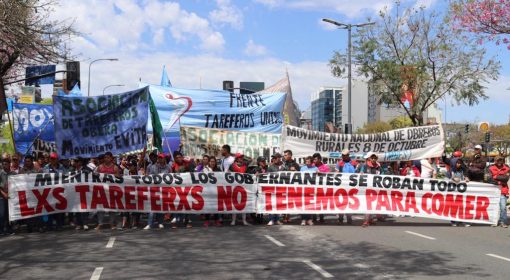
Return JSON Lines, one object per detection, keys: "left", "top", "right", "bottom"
{"left": 8, "top": 172, "right": 500, "bottom": 224}
{"left": 180, "top": 125, "right": 281, "bottom": 159}
{"left": 282, "top": 124, "right": 445, "bottom": 162}
{"left": 257, "top": 172, "right": 500, "bottom": 224}
{"left": 8, "top": 172, "right": 257, "bottom": 221}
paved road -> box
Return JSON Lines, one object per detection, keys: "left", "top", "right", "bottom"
{"left": 1, "top": 216, "right": 509, "bottom": 280}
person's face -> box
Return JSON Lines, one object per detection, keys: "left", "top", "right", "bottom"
{"left": 370, "top": 156, "right": 378, "bottom": 163}
{"left": 202, "top": 157, "right": 209, "bottom": 165}
{"left": 313, "top": 157, "right": 321, "bottom": 165}
{"left": 209, "top": 158, "right": 217, "bottom": 168}
{"left": 150, "top": 155, "right": 157, "bottom": 163}
{"left": 455, "top": 161, "right": 462, "bottom": 168}
{"left": 305, "top": 159, "right": 312, "bottom": 166}
{"left": 121, "top": 158, "right": 128, "bottom": 166}
{"left": 104, "top": 155, "right": 112, "bottom": 164}
{"left": 496, "top": 159, "right": 504, "bottom": 167}
{"left": 342, "top": 154, "right": 350, "bottom": 161}
{"left": 258, "top": 160, "right": 267, "bottom": 168}
{"left": 175, "top": 155, "right": 183, "bottom": 164}
{"left": 474, "top": 148, "right": 481, "bottom": 154}
{"left": 273, "top": 156, "right": 282, "bottom": 164}
{"left": 236, "top": 157, "right": 243, "bottom": 165}
{"left": 157, "top": 157, "right": 166, "bottom": 165}
{"left": 50, "top": 157, "right": 58, "bottom": 165}
{"left": 11, "top": 156, "right": 19, "bottom": 166}
{"left": 284, "top": 152, "right": 292, "bottom": 161}
{"left": 24, "top": 158, "right": 33, "bottom": 168}
{"left": 2, "top": 161, "right": 10, "bottom": 171}
{"left": 221, "top": 148, "right": 227, "bottom": 156}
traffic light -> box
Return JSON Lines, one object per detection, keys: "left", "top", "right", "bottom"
{"left": 485, "top": 132, "right": 490, "bottom": 143}
{"left": 464, "top": 124, "right": 469, "bottom": 133}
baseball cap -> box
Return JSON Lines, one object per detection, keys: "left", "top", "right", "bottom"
{"left": 341, "top": 149, "right": 350, "bottom": 156}
{"left": 474, "top": 144, "right": 483, "bottom": 150}
{"left": 364, "top": 152, "right": 378, "bottom": 159}
{"left": 157, "top": 153, "right": 166, "bottom": 158}
{"left": 257, "top": 156, "right": 266, "bottom": 163}
{"left": 235, "top": 153, "right": 244, "bottom": 159}
{"left": 50, "top": 152, "right": 58, "bottom": 159}
{"left": 271, "top": 153, "right": 282, "bottom": 158}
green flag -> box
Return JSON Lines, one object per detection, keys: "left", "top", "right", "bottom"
{"left": 149, "top": 94, "right": 163, "bottom": 152}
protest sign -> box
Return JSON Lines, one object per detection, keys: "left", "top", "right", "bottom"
{"left": 8, "top": 171, "right": 500, "bottom": 225}
{"left": 31, "top": 139, "right": 56, "bottom": 158}
{"left": 8, "top": 172, "right": 257, "bottom": 221}
{"left": 257, "top": 172, "right": 500, "bottom": 224}
{"left": 147, "top": 84, "right": 286, "bottom": 134}
{"left": 180, "top": 126, "right": 281, "bottom": 160}
{"left": 12, "top": 103, "right": 54, "bottom": 154}
{"left": 283, "top": 125, "right": 445, "bottom": 162}
{"left": 53, "top": 87, "right": 149, "bottom": 158}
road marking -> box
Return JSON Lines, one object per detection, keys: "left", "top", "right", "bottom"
{"left": 405, "top": 231, "right": 436, "bottom": 240}
{"left": 302, "top": 260, "right": 334, "bottom": 278}
{"left": 486, "top": 253, "right": 510, "bottom": 262}
{"left": 106, "top": 237, "right": 116, "bottom": 248}
{"left": 264, "top": 235, "right": 285, "bottom": 247}
{"left": 90, "top": 267, "right": 103, "bottom": 280}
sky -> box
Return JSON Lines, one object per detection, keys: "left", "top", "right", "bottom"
{"left": 46, "top": 0, "right": 510, "bottom": 125}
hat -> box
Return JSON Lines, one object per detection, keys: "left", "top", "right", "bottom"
{"left": 157, "top": 153, "right": 166, "bottom": 158}
{"left": 235, "top": 153, "right": 244, "bottom": 159}
{"left": 452, "top": 151, "right": 462, "bottom": 157}
{"left": 271, "top": 153, "right": 282, "bottom": 158}
{"left": 364, "top": 152, "right": 378, "bottom": 159}
{"left": 474, "top": 144, "right": 483, "bottom": 150}
{"left": 341, "top": 149, "right": 350, "bottom": 156}
{"left": 50, "top": 152, "right": 58, "bottom": 159}
{"left": 257, "top": 156, "right": 266, "bottom": 163}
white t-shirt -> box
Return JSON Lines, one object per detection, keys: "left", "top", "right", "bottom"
{"left": 420, "top": 159, "right": 436, "bottom": 178}
{"left": 221, "top": 156, "right": 235, "bottom": 172}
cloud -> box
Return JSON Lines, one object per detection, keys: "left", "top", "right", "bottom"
{"left": 254, "top": 0, "right": 395, "bottom": 18}
{"left": 51, "top": 0, "right": 225, "bottom": 52}
{"left": 79, "top": 52, "right": 342, "bottom": 112}
{"left": 209, "top": 0, "right": 244, "bottom": 30}
{"left": 244, "top": 40, "right": 268, "bottom": 56}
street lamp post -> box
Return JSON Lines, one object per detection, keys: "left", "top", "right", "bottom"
{"left": 102, "top": 84, "right": 125, "bottom": 95}
{"left": 87, "top": 58, "right": 118, "bottom": 96}
{"left": 322, "top": 18, "right": 374, "bottom": 134}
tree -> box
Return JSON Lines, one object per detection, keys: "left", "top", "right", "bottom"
{"left": 0, "top": 0, "right": 75, "bottom": 114}
{"left": 389, "top": 116, "right": 413, "bottom": 129}
{"left": 451, "top": 0, "right": 510, "bottom": 49}
{"left": 0, "top": 123, "right": 15, "bottom": 154}
{"left": 356, "top": 121, "right": 392, "bottom": 133}
{"left": 329, "top": 2, "right": 500, "bottom": 126}
{"left": 490, "top": 124, "right": 510, "bottom": 156}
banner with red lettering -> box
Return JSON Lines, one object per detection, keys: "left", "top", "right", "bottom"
{"left": 8, "top": 172, "right": 257, "bottom": 221}
{"left": 9, "top": 172, "right": 501, "bottom": 224}
{"left": 257, "top": 172, "right": 501, "bottom": 225}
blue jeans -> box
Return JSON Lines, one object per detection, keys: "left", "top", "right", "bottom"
{"left": 499, "top": 195, "right": 508, "bottom": 225}
{"left": 147, "top": 213, "right": 163, "bottom": 227}
{"left": 268, "top": 214, "right": 280, "bottom": 223}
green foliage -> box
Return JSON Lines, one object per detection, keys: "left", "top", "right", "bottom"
{"left": 389, "top": 116, "right": 414, "bottom": 129}
{"left": 39, "top": 98, "right": 53, "bottom": 105}
{"left": 329, "top": 1, "right": 500, "bottom": 126}
{"left": 356, "top": 121, "right": 393, "bottom": 134}
{"left": 0, "top": 122, "right": 15, "bottom": 154}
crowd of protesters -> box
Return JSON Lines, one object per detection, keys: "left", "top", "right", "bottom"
{"left": 1, "top": 143, "right": 509, "bottom": 235}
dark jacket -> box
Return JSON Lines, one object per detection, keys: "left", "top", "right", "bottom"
{"left": 467, "top": 154, "right": 487, "bottom": 182}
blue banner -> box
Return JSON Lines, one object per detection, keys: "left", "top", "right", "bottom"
{"left": 25, "top": 65, "right": 56, "bottom": 86}
{"left": 12, "top": 103, "right": 55, "bottom": 154}
{"left": 53, "top": 87, "right": 149, "bottom": 159}
{"left": 147, "top": 84, "right": 286, "bottom": 134}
